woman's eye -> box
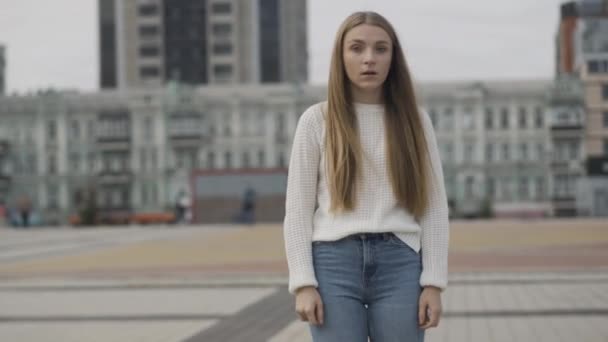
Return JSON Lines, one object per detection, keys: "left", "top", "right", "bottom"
{"left": 350, "top": 45, "right": 362, "bottom": 52}
{"left": 376, "top": 46, "right": 388, "bottom": 53}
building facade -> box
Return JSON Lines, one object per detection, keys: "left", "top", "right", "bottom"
{"left": 0, "top": 83, "right": 321, "bottom": 224}
{"left": 419, "top": 80, "right": 553, "bottom": 218}
{"left": 547, "top": 75, "right": 586, "bottom": 216}
{"left": 0, "top": 80, "right": 557, "bottom": 225}
{"left": 557, "top": 0, "right": 608, "bottom": 216}
{"left": 99, "top": 0, "right": 308, "bottom": 89}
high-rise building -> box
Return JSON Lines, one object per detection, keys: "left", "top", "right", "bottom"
{"left": 0, "top": 45, "right": 5, "bottom": 95}
{"left": 99, "top": 0, "right": 308, "bottom": 89}
{"left": 556, "top": 0, "right": 608, "bottom": 216}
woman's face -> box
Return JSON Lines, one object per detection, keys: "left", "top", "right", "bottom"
{"left": 342, "top": 24, "right": 393, "bottom": 95}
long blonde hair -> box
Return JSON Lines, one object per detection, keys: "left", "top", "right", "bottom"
{"left": 325, "top": 11, "right": 431, "bottom": 219}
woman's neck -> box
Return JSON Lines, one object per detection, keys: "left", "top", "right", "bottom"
{"left": 350, "top": 85, "right": 383, "bottom": 104}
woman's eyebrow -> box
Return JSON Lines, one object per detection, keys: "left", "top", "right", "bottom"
{"left": 346, "top": 39, "right": 390, "bottom": 45}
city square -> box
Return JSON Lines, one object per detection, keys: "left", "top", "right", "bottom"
{"left": 0, "top": 218, "right": 606, "bottom": 341}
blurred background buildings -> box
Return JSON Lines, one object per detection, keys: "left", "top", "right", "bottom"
{"left": 0, "top": 0, "right": 607, "bottom": 226}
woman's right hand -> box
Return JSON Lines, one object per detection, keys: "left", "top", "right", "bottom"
{"left": 295, "top": 286, "right": 324, "bottom": 325}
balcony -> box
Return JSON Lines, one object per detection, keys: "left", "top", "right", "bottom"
{"left": 97, "top": 170, "right": 133, "bottom": 185}
{"left": 96, "top": 110, "right": 131, "bottom": 150}
{"left": 168, "top": 114, "right": 209, "bottom": 146}
{"left": 550, "top": 125, "right": 584, "bottom": 136}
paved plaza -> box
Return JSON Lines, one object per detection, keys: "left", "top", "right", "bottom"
{"left": 0, "top": 219, "right": 606, "bottom": 341}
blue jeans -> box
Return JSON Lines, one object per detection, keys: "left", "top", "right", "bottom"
{"left": 310, "top": 232, "right": 425, "bottom": 342}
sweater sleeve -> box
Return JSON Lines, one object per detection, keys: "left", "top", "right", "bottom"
{"left": 418, "top": 109, "right": 450, "bottom": 291}
{"left": 283, "top": 106, "right": 322, "bottom": 294}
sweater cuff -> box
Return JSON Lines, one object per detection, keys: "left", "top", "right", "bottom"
{"left": 420, "top": 269, "right": 448, "bottom": 292}
{"left": 288, "top": 273, "right": 319, "bottom": 295}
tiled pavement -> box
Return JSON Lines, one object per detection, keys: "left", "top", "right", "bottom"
{"left": 1, "top": 272, "right": 607, "bottom": 341}
{"left": 0, "top": 219, "right": 606, "bottom": 341}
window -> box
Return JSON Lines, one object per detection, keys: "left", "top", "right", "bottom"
{"left": 589, "top": 60, "right": 599, "bottom": 73}
{"left": 207, "top": 151, "right": 215, "bottom": 169}
{"left": 569, "top": 141, "right": 579, "bottom": 159}
{"left": 48, "top": 154, "right": 57, "bottom": 174}
{"left": 113, "top": 189, "right": 122, "bottom": 207}
{"left": 443, "top": 107, "right": 454, "bottom": 131}
{"left": 603, "top": 84, "right": 608, "bottom": 100}
{"left": 47, "top": 184, "right": 59, "bottom": 209}
{"left": 485, "top": 108, "right": 494, "bottom": 129}
{"left": 140, "top": 66, "right": 160, "bottom": 78}
{"left": 144, "top": 116, "right": 154, "bottom": 140}
{"left": 140, "top": 149, "right": 147, "bottom": 171}
{"left": 257, "top": 112, "right": 265, "bottom": 135}
{"left": 486, "top": 177, "right": 496, "bottom": 199}
{"left": 71, "top": 120, "right": 80, "bottom": 139}
{"left": 500, "top": 108, "right": 509, "bottom": 129}
{"left": 537, "top": 143, "right": 544, "bottom": 161}
{"left": 225, "top": 151, "right": 232, "bottom": 169}
{"left": 141, "top": 186, "right": 148, "bottom": 205}
{"left": 139, "top": 25, "right": 159, "bottom": 37}
{"left": 444, "top": 143, "right": 454, "bottom": 163}
{"left": 465, "top": 176, "right": 474, "bottom": 198}
{"left": 501, "top": 177, "right": 512, "bottom": 201}
{"left": 70, "top": 153, "right": 80, "bottom": 173}
{"left": 590, "top": 60, "right": 608, "bottom": 74}
{"left": 212, "top": 23, "right": 232, "bottom": 36}
{"left": 518, "top": 177, "right": 529, "bottom": 200}
{"left": 214, "top": 64, "right": 233, "bottom": 79}
{"left": 485, "top": 143, "right": 494, "bottom": 162}
{"left": 150, "top": 148, "right": 157, "bottom": 170}
{"left": 242, "top": 151, "right": 250, "bottom": 168}
{"left": 212, "top": 3, "right": 231, "bottom": 14}
{"left": 535, "top": 177, "right": 545, "bottom": 200}
{"left": 535, "top": 107, "right": 544, "bottom": 128}
{"left": 462, "top": 108, "right": 475, "bottom": 130}
{"left": 603, "top": 111, "right": 608, "bottom": 127}
{"left": 213, "top": 43, "right": 233, "bottom": 55}
{"left": 604, "top": 139, "right": 608, "bottom": 155}
{"left": 258, "top": 150, "right": 265, "bottom": 167}
{"left": 47, "top": 120, "right": 57, "bottom": 141}
{"left": 519, "top": 143, "right": 528, "bottom": 161}
{"left": 88, "top": 120, "right": 95, "bottom": 140}
{"left": 277, "top": 152, "right": 286, "bottom": 168}
{"left": 502, "top": 143, "right": 510, "bottom": 161}
{"left": 139, "top": 4, "right": 158, "bottom": 16}
{"left": 149, "top": 184, "right": 156, "bottom": 204}
{"left": 464, "top": 143, "right": 474, "bottom": 162}
{"left": 88, "top": 153, "right": 96, "bottom": 172}
{"left": 140, "top": 46, "right": 160, "bottom": 57}
{"left": 276, "top": 112, "right": 286, "bottom": 135}
{"left": 27, "top": 153, "right": 37, "bottom": 174}
{"left": 518, "top": 107, "right": 527, "bottom": 129}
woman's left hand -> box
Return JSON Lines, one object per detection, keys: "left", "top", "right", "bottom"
{"left": 418, "top": 286, "right": 442, "bottom": 329}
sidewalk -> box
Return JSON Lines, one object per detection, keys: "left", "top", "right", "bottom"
{"left": 0, "top": 219, "right": 606, "bottom": 341}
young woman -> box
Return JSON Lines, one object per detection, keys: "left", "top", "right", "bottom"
{"left": 283, "top": 11, "right": 449, "bottom": 342}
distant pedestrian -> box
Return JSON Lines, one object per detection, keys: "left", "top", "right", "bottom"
{"left": 240, "top": 185, "right": 256, "bottom": 225}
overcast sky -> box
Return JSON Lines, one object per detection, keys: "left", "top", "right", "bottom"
{"left": 0, "top": 0, "right": 565, "bottom": 93}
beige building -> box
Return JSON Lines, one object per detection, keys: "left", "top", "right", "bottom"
{"left": 99, "top": 0, "right": 308, "bottom": 89}
{"left": 556, "top": 0, "right": 608, "bottom": 216}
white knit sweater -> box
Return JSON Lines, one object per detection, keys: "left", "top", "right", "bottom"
{"left": 283, "top": 102, "right": 450, "bottom": 294}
